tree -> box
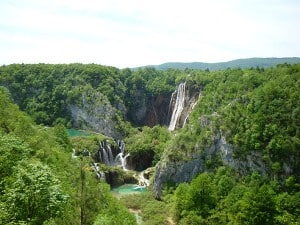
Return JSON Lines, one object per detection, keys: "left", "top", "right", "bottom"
{"left": 188, "top": 173, "right": 216, "bottom": 218}
{"left": 53, "top": 124, "right": 71, "bottom": 149}
{"left": 0, "top": 134, "right": 31, "bottom": 181}
{"left": 173, "top": 182, "right": 190, "bottom": 221}
{"left": 2, "top": 161, "right": 68, "bottom": 225}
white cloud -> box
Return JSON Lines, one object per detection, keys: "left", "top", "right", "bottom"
{"left": 0, "top": 0, "right": 299, "bottom": 67}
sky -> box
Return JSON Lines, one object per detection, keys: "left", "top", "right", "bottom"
{"left": 0, "top": 0, "right": 299, "bottom": 68}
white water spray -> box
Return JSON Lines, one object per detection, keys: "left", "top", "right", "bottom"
{"left": 168, "top": 82, "right": 186, "bottom": 131}
{"left": 115, "top": 152, "right": 130, "bottom": 170}
{"left": 98, "top": 140, "right": 130, "bottom": 170}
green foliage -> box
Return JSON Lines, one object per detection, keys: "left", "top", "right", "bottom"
{"left": 125, "top": 126, "right": 171, "bottom": 166}
{"left": 171, "top": 168, "right": 300, "bottom": 225}
{"left": 120, "top": 192, "right": 172, "bottom": 225}
{"left": 167, "top": 64, "right": 300, "bottom": 179}
{"left": 1, "top": 62, "right": 300, "bottom": 225}
{"left": 172, "top": 173, "right": 216, "bottom": 221}
{"left": 53, "top": 124, "right": 71, "bottom": 149}
{"left": 0, "top": 87, "right": 135, "bottom": 225}
{"left": 2, "top": 161, "right": 68, "bottom": 225}
{"left": 0, "top": 134, "right": 32, "bottom": 183}
{"left": 70, "top": 134, "right": 109, "bottom": 158}
{"left": 93, "top": 195, "right": 136, "bottom": 225}
{"left": 0, "top": 86, "right": 35, "bottom": 139}
{"left": 0, "top": 64, "right": 179, "bottom": 131}
{"left": 0, "top": 64, "right": 125, "bottom": 126}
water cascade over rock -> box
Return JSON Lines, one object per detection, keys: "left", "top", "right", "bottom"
{"left": 168, "top": 82, "right": 201, "bottom": 131}
{"left": 92, "top": 162, "right": 106, "bottom": 180}
{"left": 97, "top": 140, "right": 130, "bottom": 170}
{"left": 133, "top": 168, "right": 154, "bottom": 187}
{"left": 168, "top": 82, "right": 186, "bottom": 131}
{"left": 115, "top": 140, "right": 130, "bottom": 170}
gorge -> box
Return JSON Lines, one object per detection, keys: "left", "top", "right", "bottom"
{"left": 1, "top": 62, "right": 300, "bottom": 225}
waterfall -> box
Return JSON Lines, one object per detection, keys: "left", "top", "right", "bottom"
{"left": 137, "top": 170, "right": 150, "bottom": 186}
{"left": 115, "top": 140, "right": 130, "bottom": 170}
{"left": 115, "top": 152, "right": 130, "bottom": 170}
{"left": 102, "top": 147, "right": 110, "bottom": 165}
{"left": 167, "top": 91, "right": 176, "bottom": 121}
{"left": 168, "top": 82, "right": 186, "bottom": 131}
{"left": 91, "top": 162, "right": 106, "bottom": 180}
{"left": 107, "top": 145, "right": 114, "bottom": 164}
{"left": 117, "top": 139, "right": 125, "bottom": 153}
{"left": 97, "top": 140, "right": 130, "bottom": 170}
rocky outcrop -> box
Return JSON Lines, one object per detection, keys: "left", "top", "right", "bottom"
{"left": 69, "top": 90, "right": 122, "bottom": 138}
{"left": 105, "top": 169, "right": 137, "bottom": 187}
{"left": 153, "top": 114, "right": 268, "bottom": 199}
{"left": 153, "top": 153, "right": 204, "bottom": 199}
{"left": 127, "top": 92, "right": 171, "bottom": 127}
{"left": 144, "top": 95, "right": 171, "bottom": 126}
{"left": 126, "top": 89, "right": 147, "bottom": 125}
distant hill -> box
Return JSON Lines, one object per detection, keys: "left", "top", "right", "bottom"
{"left": 134, "top": 57, "right": 300, "bottom": 70}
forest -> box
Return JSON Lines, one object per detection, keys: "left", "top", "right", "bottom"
{"left": 0, "top": 62, "right": 299, "bottom": 225}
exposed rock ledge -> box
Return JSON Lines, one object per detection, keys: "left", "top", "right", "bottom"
{"left": 152, "top": 132, "right": 267, "bottom": 199}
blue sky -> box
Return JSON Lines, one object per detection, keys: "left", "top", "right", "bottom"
{"left": 0, "top": 0, "right": 299, "bottom": 68}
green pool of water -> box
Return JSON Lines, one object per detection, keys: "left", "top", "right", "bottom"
{"left": 67, "top": 129, "right": 92, "bottom": 137}
{"left": 111, "top": 184, "right": 146, "bottom": 195}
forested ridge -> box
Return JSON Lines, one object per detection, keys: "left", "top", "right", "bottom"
{"left": 135, "top": 57, "right": 300, "bottom": 71}
{"left": 0, "top": 62, "right": 300, "bottom": 224}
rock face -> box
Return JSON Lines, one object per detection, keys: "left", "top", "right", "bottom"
{"left": 153, "top": 154, "right": 204, "bottom": 199}
{"left": 126, "top": 89, "right": 147, "bottom": 125}
{"left": 153, "top": 122, "right": 268, "bottom": 199}
{"left": 127, "top": 93, "right": 171, "bottom": 127}
{"left": 144, "top": 95, "right": 171, "bottom": 126}
{"left": 69, "top": 90, "right": 122, "bottom": 138}
{"left": 105, "top": 170, "right": 137, "bottom": 187}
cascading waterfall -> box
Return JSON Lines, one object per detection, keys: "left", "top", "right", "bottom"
{"left": 107, "top": 145, "right": 114, "bottom": 165}
{"left": 101, "top": 147, "right": 110, "bottom": 165}
{"left": 167, "top": 91, "right": 176, "bottom": 121}
{"left": 115, "top": 153, "right": 130, "bottom": 170}
{"left": 92, "top": 162, "right": 105, "bottom": 180}
{"left": 98, "top": 140, "right": 114, "bottom": 165}
{"left": 137, "top": 170, "right": 150, "bottom": 187}
{"left": 168, "top": 82, "right": 186, "bottom": 131}
{"left": 97, "top": 140, "right": 130, "bottom": 170}
{"left": 115, "top": 140, "right": 130, "bottom": 170}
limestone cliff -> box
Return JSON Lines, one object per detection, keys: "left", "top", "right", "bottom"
{"left": 144, "top": 95, "right": 171, "bottom": 126}
{"left": 69, "top": 89, "right": 122, "bottom": 138}
{"left": 126, "top": 92, "right": 171, "bottom": 127}
{"left": 152, "top": 131, "right": 271, "bottom": 199}
{"left": 152, "top": 110, "right": 269, "bottom": 199}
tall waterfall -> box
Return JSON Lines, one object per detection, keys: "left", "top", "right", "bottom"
{"left": 168, "top": 82, "right": 186, "bottom": 131}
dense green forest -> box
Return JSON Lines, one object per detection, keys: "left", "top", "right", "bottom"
{"left": 0, "top": 87, "right": 136, "bottom": 224}
{"left": 0, "top": 63, "right": 300, "bottom": 224}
